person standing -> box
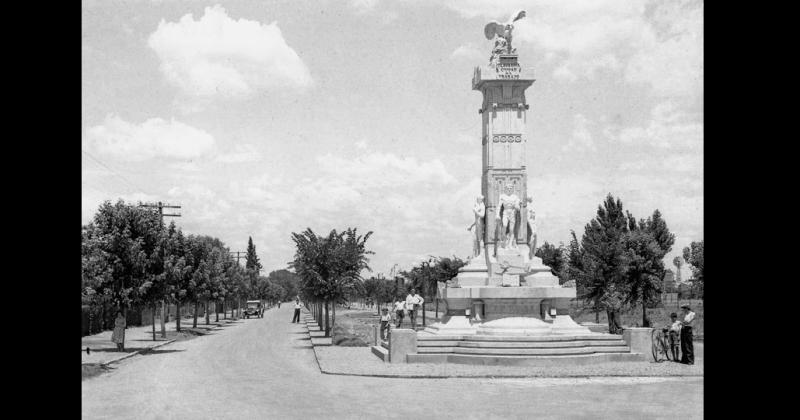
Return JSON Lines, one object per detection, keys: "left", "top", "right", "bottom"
{"left": 679, "top": 304, "right": 696, "bottom": 365}
{"left": 291, "top": 298, "right": 302, "bottom": 323}
{"left": 405, "top": 288, "right": 424, "bottom": 330}
{"left": 379, "top": 308, "right": 392, "bottom": 340}
{"left": 111, "top": 310, "right": 126, "bottom": 352}
{"left": 394, "top": 298, "right": 406, "bottom": 328}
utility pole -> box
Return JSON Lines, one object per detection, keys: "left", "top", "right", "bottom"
{"left": 139, "top": 201, "right": 181, "bottom": 339}
{"left": 229, "top": 251, "right": 245, "bottom": 266}
{"left": 229, "top": 251, "right": 246, "bottom": 319}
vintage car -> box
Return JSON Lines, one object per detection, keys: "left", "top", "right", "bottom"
{"left": 244, "top": 300, "right": 263, "bottom": 318}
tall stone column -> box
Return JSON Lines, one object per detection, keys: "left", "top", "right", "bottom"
{"left": 472, "top": 54, "right": 535, "bottom": 262}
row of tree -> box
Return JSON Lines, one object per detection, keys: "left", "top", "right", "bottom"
{"left": 81, "top": 200, "right": 300, "bottom": 341}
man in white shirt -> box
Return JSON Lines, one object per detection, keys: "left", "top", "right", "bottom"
{"left": 405, "top": 289, "right": 424, "bottom": 330}
{"left": 679, "top": 304, "right": 696, "bottom": 365}
{"left": 394, "top": 299, "right": 406, "bottom": 328}
{"left": 291, "top": 298, "right": 302, "bottom": 323}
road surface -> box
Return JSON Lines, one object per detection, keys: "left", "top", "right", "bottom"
{"left": 82, "top": 305, "right": 703, "bottom": 419}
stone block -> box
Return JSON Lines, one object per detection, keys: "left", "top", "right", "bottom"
{"left": 389, "top": 329, "right": 418, "bottom": 363}
{"left": 622, "top": 327, "right": 653, "bottom": 359}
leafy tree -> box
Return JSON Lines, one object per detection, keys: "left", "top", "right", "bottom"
{"left": 623, "top": 210, "right": 675, "bottom": 327}
{"left": 267, "top": 269, "right": 300, "bottom": 302}
{"left": 683, "top": 240, "right": 704, "bottom": 287}
{"left": 290, "top": 228, "right": 374, "bottom": 336}
{"left": 82, "top": 200, "right": 164, "bottom": 342}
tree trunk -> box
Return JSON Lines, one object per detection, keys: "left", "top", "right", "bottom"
{"left": 223, "top": 301, "right": 226, "bottom": 319}
{"left": 160, "top": 300, "right": 167, "bottom": 338}
{"left": 215, "top": 301, "right": 219, "bottom": 322}
{"left": 152, "top": 302, "right": 157, "bottom": 341}
{"left": 435, "top": 289, "right": 439, "bottom": 321}
{"left": 642, "top": 300, "right": 649, "bottom": 327}
{"left": 324, "top": 301, "right": 330, "bottom": 337}
{"left": 176, "top": 301, "right": 181, "bottom": 332}
{"left": 332, "top": 303, "right": 336, "bottom": 331}
{"left": 594, "top": 303, "right": 600, "bottom": 324}
{"left": 205, "top": 299, "right": 210, "bottom": 325}
{"left": 193, "top": 300, "right": 198, "bottom": 328}
{"left": 422, "top": 301, "right": 426, "bottom": 327}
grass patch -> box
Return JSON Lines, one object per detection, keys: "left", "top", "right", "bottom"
{"left": 331, "top": 311, "right": 377, "bottom": 346}
{"left": 571, "top": 301, "right": 704, "bottom": 337}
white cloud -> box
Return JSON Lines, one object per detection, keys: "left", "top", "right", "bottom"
{"left": 147, "top": 5, "right": 312, "bottom": 98}
{"left": 439, "top": 0, "right": 703, "bottom": 99}
{"left": 85, "top": 114, "right": 215, "bottom": 161}
{"left": 316, "top": 152, "right": 457, "bottom": 187}
{"left": 215, "top": 143, "right": 263, "bottom": 163}
{"left": 561, "top": 114, "right": 596, "bottom": 152}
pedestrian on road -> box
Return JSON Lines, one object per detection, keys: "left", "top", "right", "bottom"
{"left": 394, "top": 298, "right": 405, "bottom": 328}
{"left": 380, "top": 308, "right": 392, "bottom": 340}
{"left": 292, "top": 298, "right": 302, "bottom": 323}
{"left": 111, "top": 310, "right": 126, "bottom": 352}
{"left": 405, "top": 288, "right": 424, "bottom": 330}
{"left": 679, "top": 304, "right": 695, "bottom": 365}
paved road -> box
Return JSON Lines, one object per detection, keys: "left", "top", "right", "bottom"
{"left": 82, "top": 306, "right": 703, "bottom": 419}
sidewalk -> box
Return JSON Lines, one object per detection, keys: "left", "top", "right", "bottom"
{"left": 81, "top": 312, "right": 248, "bottom": 366}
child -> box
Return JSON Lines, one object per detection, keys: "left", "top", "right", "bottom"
{"left": 394, "top": 299, "right": 406, "bottom": 328}
{"left": 380, "top": 308, "right": 392, "bottom": 340}
{"left": 668, "top": 312, "right": 682, "bottom": 361}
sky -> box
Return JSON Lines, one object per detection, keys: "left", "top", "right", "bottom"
{"left": 82, "top": 0, "right": 703, "bottom": 281}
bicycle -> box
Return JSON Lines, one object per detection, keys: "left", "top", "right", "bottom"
{"left": 651, "top": 327, "right": 680, "bottom": 362}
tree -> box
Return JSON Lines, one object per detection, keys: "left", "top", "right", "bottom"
{"left": 245, "top": 236, "right": 263, "bottom": 273}
{"left": 290, "top": 228, "right": 374, "bottom": 336}
{"left": 535, "top": 242, "right": 566, "bottom": 276}
{"left": 580, "top": 194, "right": 630, "bottom": 334}
{"left": 82, "top": 200, "right": 165, "bottom": 342}
{"left": 267, "top": 269, "right": 300, "bottom": 302}
{"left": 623, "top": 210, "right": 674, "bottom": 327}
{"left": 683, "top": 240, "right": 704, "bottom": 288}
{"left": 162, "top": 223, "right": 193, "bottom": 332}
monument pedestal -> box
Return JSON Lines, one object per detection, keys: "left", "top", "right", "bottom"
{"left": 424, "top": 315, "right": 477, "bottom": 335}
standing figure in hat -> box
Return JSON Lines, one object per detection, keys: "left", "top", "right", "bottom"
{"left": 679, "top": 304, "right": 696, "bottom": 365}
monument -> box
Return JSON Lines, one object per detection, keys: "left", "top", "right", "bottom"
{"left": 426, "top": 10, "right": 590, "bottom": 337}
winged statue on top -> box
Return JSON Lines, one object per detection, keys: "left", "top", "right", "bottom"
{"left": 484, "top": 10, "right": 526, "bottom": 65}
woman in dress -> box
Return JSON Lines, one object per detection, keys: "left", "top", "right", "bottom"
{"left": 111, "top": 310, "right": 126, "bottom": 351}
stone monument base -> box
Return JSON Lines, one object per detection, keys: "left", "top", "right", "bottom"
{"left": 424, "top": 315, "right": 477, "bottom": 335}
{"left": 476, "top": 316, "right": 551, "bottom": 335}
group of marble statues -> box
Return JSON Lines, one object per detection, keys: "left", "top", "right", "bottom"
{"left": 467, "top": 184, "right": 537, "bottom": 259}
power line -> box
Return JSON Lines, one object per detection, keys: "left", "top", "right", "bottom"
{"left": 82, "top": 149, "right": 149, "bottom": 194}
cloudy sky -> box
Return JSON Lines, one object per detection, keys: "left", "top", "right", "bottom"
{"left": 82, "top": 0, "right": 703, "bottom": 280}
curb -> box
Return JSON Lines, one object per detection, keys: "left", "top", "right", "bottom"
{"left": 96, "top": 338, "right": 177, "bottom": 367}
{"left": 318, "top": 370, "right": 705, "bottom": 379}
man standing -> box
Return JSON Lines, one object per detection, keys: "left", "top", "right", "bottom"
{"left": 291, "top": 298, "right": 302, "bottom": 323}
{"left": 405, "top": 288, "right": 424, "bottom": 330}
{"left": 679, "top": 304, "right": 696, "bottom": 365}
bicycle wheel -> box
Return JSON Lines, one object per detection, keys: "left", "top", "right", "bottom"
{"left": 651, "top": 329, "right": 667, "bottom": 362}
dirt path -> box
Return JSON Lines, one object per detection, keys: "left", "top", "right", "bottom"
{"left": 82, "top": 306, "right": 702, "bottom": 419}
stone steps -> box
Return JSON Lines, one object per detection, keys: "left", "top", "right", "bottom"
{"left": 417, "top": 345, "right": 631, "bottom": 356}
{"left": 456, "top": 340, "right": 628, "bottom": 348}
{"left": 407, "top": 352, "right": 645, "bottom": 366}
